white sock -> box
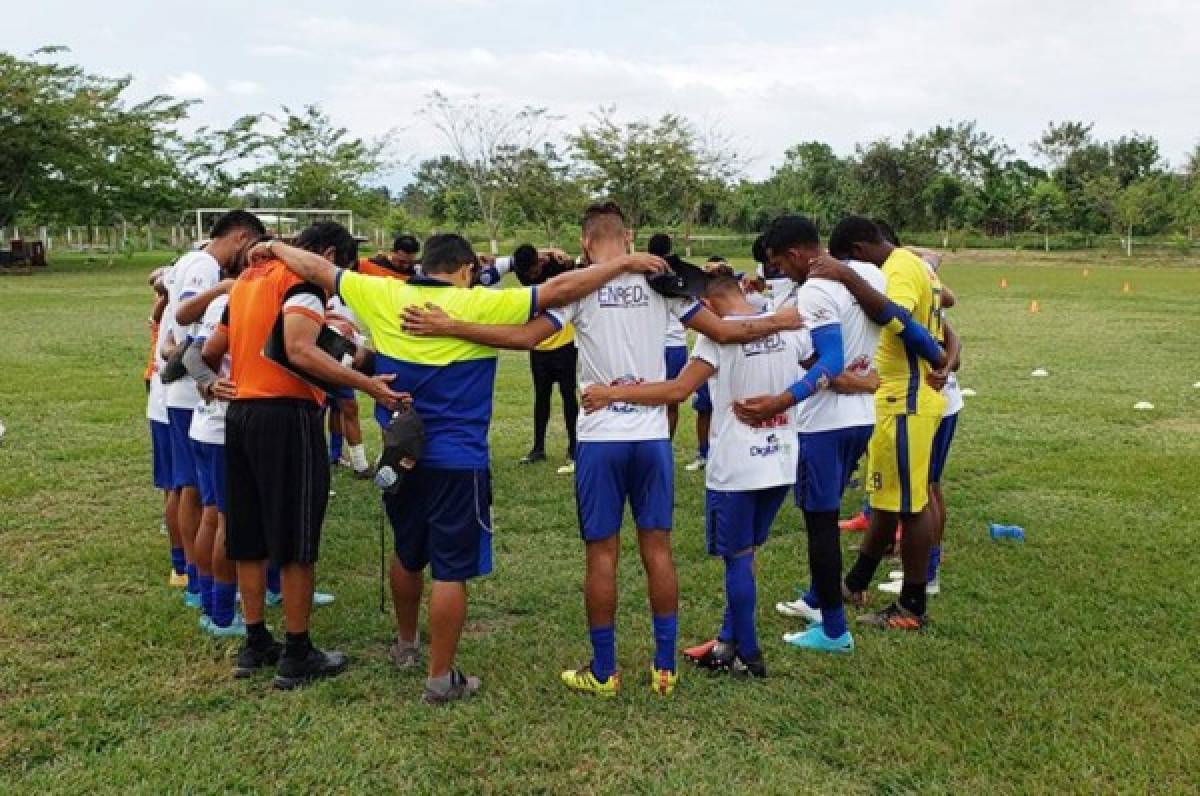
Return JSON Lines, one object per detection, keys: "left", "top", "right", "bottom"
{"left": 348, "top": 444, "right": 369, "bottom": 472}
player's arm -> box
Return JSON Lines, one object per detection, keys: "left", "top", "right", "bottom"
{"left": 402, "top": 303, "right": 559, "bottom": 351}
{"left": 199, "top": 322, "right": 235, "bottom": 401}
{"left": 176, "top": 279, "right": 234, "bottom": 326}
{"left": 807, "top": 254, "right": 946, "bottom": 369}
{"left": 830, "top": 369, "right": 880, "bottom": 395}
{"left": 534, "top": 254, "right": 666, "bottom": 310}
{"left": 581, "top": 359, "right": 715, "bottom": 413}
{"left": 927, "top": 320, "right": 961, "bottom": 390}
{"left": 684, "top": 305, "right": 804, "bottom": 344}
{"left": 150, "top": 293, "right": 167, "bottom": 325}
{"left": 939, "top": 283, "right": 957, "bottom": 309}
{"left": 732, "top": 323, "right": 845, "bottom": 425}
{"left": 253, "top": 241, "right": 339, "bottom": 296}
{"left": 282, "top": 306, "right": 406, "bottom": 410}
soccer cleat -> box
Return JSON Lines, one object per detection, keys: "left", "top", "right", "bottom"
{"left": 182, "top": 590, "right": 202, "bottom": 609}
{"left": 169, "top": 571, "right": 188, "bottom": 588}
{"left": 682, "top": 638, "right": 718, "bottom": 662}
{"left": 273, "top": 647, "right": 349, "bottom": 690}
{"left": 879, "top": 578, "right": 940, "bottom": 596}
{"left": 205, "top": 615, "right": 247, "bottom": 638}
{"left": 265, "top": 590, "right": 283, "bottom": 607}
{"left": 731, "top": 653, "right": 768, "bottom": 679}
{"left": 556, "top": 460, "right": 575, "bottom": 475}
{"left": 313, "top": 591, "right": 335, "bottom": 607}
{"left": 686, "top": 640, "right": 735, "bottom": 672}
{"left": 775, "top": 593, "right": 823, "bottom": 623}
{"left": 233, "top": 639, "right": 282, "bottom": 678}
{"left": 783, "top": 624, "right": 855, "bottom": 654}
{"left": 389, "top": 638, "right": 422, "bottom": 670}
{"left": 519, "top": 450, "right": 546, "bottom": 464}
{"left": 649, "top": 666, "right": 679, "bottom": 696}
{"left": 423, "top": 668, "right": 482, "bottom": 705}
{"left": 684, "top": 456, "right": 707, "bottom": 472}
{"left": 856, "top": 601, "right": 927, "bottom": 631}
{"left": 839, "top": 511, "right": 870, "bottom": 533}
{"left": 560, "top": 664, "right": 620, "bottom": 697}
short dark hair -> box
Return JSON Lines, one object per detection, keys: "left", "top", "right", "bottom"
{"left": 512, "top": 243, "right": 538, "bottom": 272}
{"left": 751, "top": 234, "right": 768, "bottom": 264}
{"left": 764, "top": 215, "right": 820, "bottom": 256}
{"left": 209, "top": 209, "right": 266, "bottom": 239}
{"left": 294, "top": 221, "right": 358, "bottom": 268}
{"left": 647, "top": 233, "right": 672, "bottom": 257}
{"left": 708, "top": 263, "right": 735, "bottom": 280}
{"left": 393, "top": 234, "right": 420, "bottom": 254}
{"left": 706, "top": 255, "right": 726, "bottom": 263}
{"left": 872, "top": 218, "right": 900, "bottom": 246}
{"left": 705, "top": 274, "right": 742, "bottom": 298}
{"left": 422, "top": 233, "right": 477, "bottom": 275}
{"left": 828, "top": 215, "right": 884, "bottom": 260}
{"left": 581, "top": 201, "right": 627, "bottom": 239}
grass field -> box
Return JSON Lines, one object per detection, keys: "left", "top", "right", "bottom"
{"left": 2, "top": 251, "right": 1199, "bottom": 794}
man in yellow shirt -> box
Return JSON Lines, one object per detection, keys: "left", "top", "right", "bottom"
{"left": 811, "top": 216, "right": 947, "bottom": 630}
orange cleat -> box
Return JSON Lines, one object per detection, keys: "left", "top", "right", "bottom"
{"left": 839, "top": 512, "right": 870, "bottom": 533}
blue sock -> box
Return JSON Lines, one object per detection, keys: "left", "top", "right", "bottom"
{"left": 862, "top": 501, "right": 872, "bottom": 518}
{"left": 822, "top": 605, "right": 848, "bottom": 639}
{"left": 724, "top": 554, "right": 758, "bottom": 659}
{"left": 198, "top": 574, "right": 214, "bottom": 617}
{"left": 698, "top": 440, "right": 710, "bottom": 459}
{"left": 266, "top": 565, "right": 281, "bottom": 595}
{"left": 211, "top": 581, "right": 237, "bottom": 627}
{"left": 802, "top": 586, "right": 819, "bottom": 610}
{"left": 329, "top": 431, "right": 344, "bottom": 464}
{"left": 169, "top": 547, "right": 186, "bottom": 576}
{"left": 186, "top": 563, "right": 200, "bottom": 595}
{"left": 718, "top": 603, "right": 734, "bottom": 643}
{"left": 927, "top": 545, "right": 942, "bottom": 582}
{"left": 652, "top": 613, "right": 678, "bottom": 672}
{"left": 589, "top": 625, "right": 616, "bottom": 682}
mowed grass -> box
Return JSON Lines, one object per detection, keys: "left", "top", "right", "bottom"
{"left": 1, "top": 250, "right": 1199, "bottom": 794}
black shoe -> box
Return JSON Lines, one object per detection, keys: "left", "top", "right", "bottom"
{"left": 687, "top": 640, "right": 736, "bottom": 672}
{"left": 731, "top": 653, "right": 768, "bottom": 679}
{"left": 519, "top": 450, "right": 546, "bottom": 464}
{"left": 233, "top": 639, "right": 282, "bottom": 678}
{"left": 272, "top": 647, "right": 349, "bottom": 690}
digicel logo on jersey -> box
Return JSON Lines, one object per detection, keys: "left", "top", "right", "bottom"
{"left": 598, "top": 284, "right": 649, "bottom": 308}
{"left": 750, "top": 433, "right": 783, "bottom": 458}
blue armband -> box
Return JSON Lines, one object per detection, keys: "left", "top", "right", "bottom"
{"left": 787, "top": 323, "right": 845, "bottom": 404}
{"left": 876, "top": 301, "right": 944, "bottom": 367}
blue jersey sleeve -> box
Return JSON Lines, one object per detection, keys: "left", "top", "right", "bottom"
{"left": 787, "top": 323, "right": 845, "bottom": 404}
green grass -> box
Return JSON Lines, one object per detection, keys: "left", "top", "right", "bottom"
{"left": 2, "top": 251, "right": 1199, "bottom": 794}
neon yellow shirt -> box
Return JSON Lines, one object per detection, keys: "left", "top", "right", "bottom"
{"left": 873, "top": 248, "right": 947, "bottom": 417}
{"left": 535, "top": 322, "right": 575, "bottom": 351}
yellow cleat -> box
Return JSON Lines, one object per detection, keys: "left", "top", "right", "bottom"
{"left": 560, "top": 666, "right": 620, "bottom": 697}
{"left": 169, "top": 571, "right": 188, "bottom": 588}
{"left": 649, "top": 667, "right": 679, "bottom": 697}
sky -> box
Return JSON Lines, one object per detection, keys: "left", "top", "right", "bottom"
{"left": 8, "top": 0, "right": 1200, "bottom": 187}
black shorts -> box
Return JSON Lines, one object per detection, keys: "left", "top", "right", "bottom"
{"left": 383, "top": 467, "right": 493, "bottom": 582}
{"left": 529, "top": 343, "right": 577, "bottom": 385}
{"left": 225, "top": 399, "right": 329, "bottom": 565}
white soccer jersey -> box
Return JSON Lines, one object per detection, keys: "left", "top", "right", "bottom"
{"left": 146, "top": 372, "right": 168, "bottom": 423}
{"left": 188, "top": 295, "right": 230, "bottom": 445}
{"left": 164, "top": 250, "right": 220, "bottom": 410}
{"left": 792, "top": 260, "right": 887, "bottom": 434}
{"left": 548, "top": 272, "right": 700, "bottom": 442}
{"left": 692, "top": 320, "right": 805, "bottom": 492}
{"left": 665, "top": 316, "right": 687, "bottom": 348}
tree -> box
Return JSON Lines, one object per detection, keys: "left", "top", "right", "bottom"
{"left": 422, "top": 91, "right": 554, "bottom": 253}
{"left": 0, "top": 47, "right": 191, "bottom": 229}
{"left": 1033, "top": 121, "right": 1095, "bottom": 170}
{"left": 1115, "top": 177, "right": 1166, "bottom": 256}
{"left": 246, "top": 105, "right": 396, "bottom": 218}
{"left": 1028, "top": 180, "right": 1069, "bottom": 251}
{"left": 1109, "top": 133, "right": 1162, "bottom": 188}
{"left": 494, "top": 142, "right": 584, "bottom": 244}
{"left": 401, "top": 155, "right": 480, "bottom": 228}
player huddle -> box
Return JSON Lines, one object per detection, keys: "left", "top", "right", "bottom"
{"left": 143, "top": 202, "right": 962, "bottom": 704}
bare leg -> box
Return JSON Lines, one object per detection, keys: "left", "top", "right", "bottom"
{"left": 281, "top": 563, "right": 315, "bottom": 634}
{"left": 193, "top": 505, "right": 217, "bottom": 576}
{"left": 584, "top": 536, "right": 620, "bottom": 628}
{"left": 237, "top": 560, "right": 267, "bottom": 624}
{"left": 212, "top": 514, "right": 235, "bottom": 583}
{"left": 178, "top": 486, "right": 203, "bottom": 566}
{"left": 637, "top": 530, "right": 678, "bottom": 617}
{"left": 666, "top": 403, "right": 679, "bottom": 439}
{"left": 390, "top": 556, "right": 424, "bottom": 643}
{"left": 341, "top": 399, "right": 363, "bottom": 446}
{"left": 428, "top": 580, "right": 467, "bottom": 678}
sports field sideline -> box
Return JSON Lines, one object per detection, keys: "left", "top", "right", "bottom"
{"left": 1, "top": 250, "right": 1198, "bottom": 792}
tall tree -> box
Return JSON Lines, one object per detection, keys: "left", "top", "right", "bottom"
{"left": 422, "top": 91, "right": 554, "bottom": 253}
{"left": 494, "top": 142, "right": 584, "bottom": 244}
{"left": 1029, "top": 179, "right": 1069, "bottom": 251}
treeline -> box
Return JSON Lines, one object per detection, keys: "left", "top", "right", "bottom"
{"left": 5, "top": 48, "right": 1200, "bottom": 253}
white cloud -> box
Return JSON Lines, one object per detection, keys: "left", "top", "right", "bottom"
{"left": 164, "top": 71, "right": 213, "bottom": 98}
{"left": 226, "top": 80, "right": 262, "bottom": 96}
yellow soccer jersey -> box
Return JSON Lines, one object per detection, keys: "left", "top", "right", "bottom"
{"left": 873, "top": 248, "right": 946, "bottom": 417}
{"left": 535, "top": 321, "right": 575, "bottom": 352}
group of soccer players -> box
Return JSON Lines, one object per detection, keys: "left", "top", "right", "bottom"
{"left": 143, "top": 201, "right": 961, "bottom": 703}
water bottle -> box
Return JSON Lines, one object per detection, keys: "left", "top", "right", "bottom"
{"left": 374, "top": 465, "right": 398, "bottom": 491}
{"left": 988, "top": 523, "right": 1025, "bottom": 541}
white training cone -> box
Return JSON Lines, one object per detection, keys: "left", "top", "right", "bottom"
{"left": 1031, "top": 368, "right": 1049, "bottom": 377}
{"left": 1133, "top": 401, "right": 1154, "bottom": 411}
{"left": 961, "top": 388, "right": 977, "bottom": 397}
{"left": 1193, "top": 381, "right": 1200, "bottom": 389}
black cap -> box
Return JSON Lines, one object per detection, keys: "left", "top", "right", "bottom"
{"left": 647, "top": 254, "right": 712, "bottom": 300}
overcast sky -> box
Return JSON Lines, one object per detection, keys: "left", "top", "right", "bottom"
{"left": 9, "top": 0, "right": 1200, "bottom": 186}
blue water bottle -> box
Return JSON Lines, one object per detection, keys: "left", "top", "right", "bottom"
{"left": 988, "top": 523, "right": 1025, "bottom": 541}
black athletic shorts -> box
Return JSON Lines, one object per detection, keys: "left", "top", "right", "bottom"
{"left": 529, "top": 343, "right": 577, "bottom": 385}
{"left": 225, "top": 398, "right": 329, "bottom": 565}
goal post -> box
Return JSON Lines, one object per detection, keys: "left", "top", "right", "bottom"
{"left": 192, "top": 208, "right": 355, "bottom": 241}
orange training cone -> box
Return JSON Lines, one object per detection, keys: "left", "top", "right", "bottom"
{"left": 1029, "top": 299, "right": 1040, "bottom": 314}
{"left": 1000, "top": 277, "right": 1009, "bottom": 289}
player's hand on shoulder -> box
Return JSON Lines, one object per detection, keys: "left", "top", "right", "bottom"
{"left": 773, "top": 305, "right": 805, "bottom": 331}
{"left": 212, "top": 378, "right": 238, "bottom": 402}
{"left": 580, "top": 384, "right": 614, "bottom": 413}
{"left": 806, "top": 253, "right": 850, "bottom": 283}
{"left": 926, "top": 367, "right": 949, "bottom": 391}
{"left": 401, "top": 302, "right": 452, "bottom": 336}
{"left": 367, "top": 373, "right": 409, "bottom": 412}
{"left": 246, "top": 240, "right": 275, "bottom": 265}
{"left": 615, "top": 253, "right": 667, "bottom": 275}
